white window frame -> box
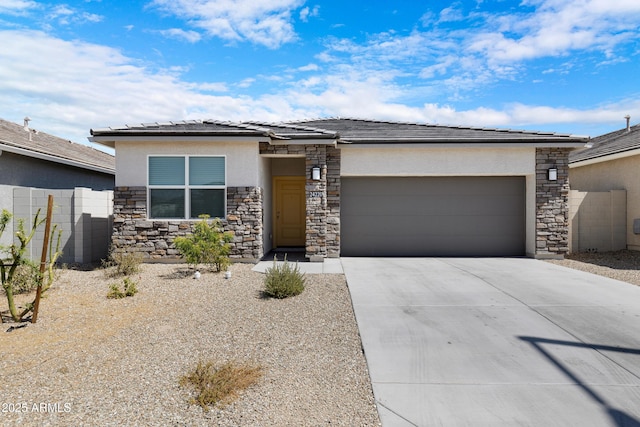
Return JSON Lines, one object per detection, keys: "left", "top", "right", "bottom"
{"left": 147, "top": 155, "right": 227, "bottom": 220}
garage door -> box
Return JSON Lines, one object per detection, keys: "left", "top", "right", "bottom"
{"left": 341, "top": 176, "right": 525, "bottom": 256}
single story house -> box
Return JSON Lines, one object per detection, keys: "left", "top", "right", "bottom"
{"left": 89, "top": 118, "right": 589, "bottom": 262}
{"left": 569, "top": 117, "right": 640, "bottom": 252}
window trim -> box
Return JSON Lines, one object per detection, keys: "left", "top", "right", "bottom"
{"left": 147, "top": 155, "right": 227, "bottom": 220}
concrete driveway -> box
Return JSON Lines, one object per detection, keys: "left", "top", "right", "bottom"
{"left": 341, "top": 257, "right": 640, "bottom": 427}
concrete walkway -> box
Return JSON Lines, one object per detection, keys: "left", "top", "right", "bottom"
{"left": 252, "top": 257, "right": 344, "bottom": 274}
{"left": 341, "top": 257, "right": 640, "bottom": 427}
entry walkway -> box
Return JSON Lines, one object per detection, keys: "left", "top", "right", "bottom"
{"left": 252, "top": 257, "right": 343, "bottom": 274}
{"left": 341, "top": 257, "right": 640, "bottom": 426}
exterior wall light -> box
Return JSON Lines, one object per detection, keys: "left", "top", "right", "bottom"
{"left": 312, "top": 166, "right": 321, "bottom": 180}
{"left": 548, "top": 168, "right": 558, "bottom": 181}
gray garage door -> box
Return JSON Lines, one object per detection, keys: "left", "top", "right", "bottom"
{"left": 341, "top": 176, "right": 525, "bottom": 256}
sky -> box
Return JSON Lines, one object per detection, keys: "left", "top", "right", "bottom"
{"left": 1, "top": 0, "right": 640, "bottom": 151}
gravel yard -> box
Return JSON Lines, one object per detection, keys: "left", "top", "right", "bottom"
{"left": 0, "top": 263, "right": 380, "bottom": 426}
{"left": 546, "top": 250, "right": 640, "bottom": 287}
{"left": 3, "top": 250, "right": 639, "bottom": 426}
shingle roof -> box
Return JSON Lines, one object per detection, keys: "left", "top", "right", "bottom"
{"left": 91, "top": 119, "right": 337, "bottom": 140}
{"left": 0, "top": 118, "right": 114, "bottom": 173}
{"left": 90, "top": 117, "right": 588, "bottom": 146}
{"left": 570, "top": 122, "right": 640, "bottom": 163}
{"left": 287, "top": 118, "right": 587, "bottom": 143}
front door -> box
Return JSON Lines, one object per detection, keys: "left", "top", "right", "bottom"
{"left": 274, "top": 177, "right": 306, "bottom": 247}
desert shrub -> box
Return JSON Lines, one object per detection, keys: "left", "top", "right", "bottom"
{"left": 1, "top": 208, "right": 62, "bottom": 322}
{"left": 5, "top": 262, "right": 39, "bottom": 295}
{"left": 107, "top": 277, "right": 138, "bottom": 299}
{"left": 263, "top": 255, "right": 305, "bottom": 299}
{"left": 174, "top": 215, "right": 233, "bottom": 272}
{"left": 103, "top": 251, "right": 143, "bottom": 277}
{"left": 180, "top": 360, "right": 262, "bottom": 411}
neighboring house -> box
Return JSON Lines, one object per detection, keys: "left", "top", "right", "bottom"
{"left": 0, "top": 117, "right": 115, "bottom": 190}
{"left": 569, "top": 118, "right": 640, "bottom": 252}
{"left": 89, "top": 118, "right": 588, "bottom": 262}
{"left": 0, "top": 117, "right": 116, "bottom": 264}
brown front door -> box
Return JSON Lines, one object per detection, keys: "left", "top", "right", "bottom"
{"left": 274, "top": 177, "right": 306, "bottom": 247}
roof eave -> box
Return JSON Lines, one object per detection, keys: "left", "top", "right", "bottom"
{"left": 339, "top": 137, "right": 589, "bottom": 147}
{"left": 89, "top": 134, "right": 272, "bottom": 147}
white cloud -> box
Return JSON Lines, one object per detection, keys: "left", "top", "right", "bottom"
{"left": 47, "top": 4, "right": 103, "bottom": 25}
{"left": 299, "top": 5, "right": 319, "bottom": 22}
{"left": 237, "top": 78, "right": 256, "bottom": 88}
{"left": 418, "top": 100, "right": 640, "bottom": 135}
{"left": 148, "top": 0, "right": 305, "bottom": 48}
{"left": 192, "top": 82, "right": 228, "bottom": 92}
{"left": 297, "top": 63, "right": 319, "bottom": 72}
{"left": 469, "top": 0, "right": 640, "bottom": 64}
{"left": 0, "top": 26, "right": 637, "bottom": 149}
{"left": 315, "top": 0, "right": 640, "bottom": 103}
{"left": 0, "top": 29, "right": 283, "bottom": 142}
{"left": 0, "top": 0, "right": 37, "bottom": 14}
{"left": 158, "top": 28, "right": 202, "bottom": 43}
{"left": 438, "top": 4, "right": 464, "bottom": 23}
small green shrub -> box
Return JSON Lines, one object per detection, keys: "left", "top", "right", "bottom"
{"left": 103, "top": 251, "right": 143, "bottom": 277}
{"left": 263, "top": 255, "right": 305, "bottom": 299}
{"left": 107, "top": 277, "right": 138, "bottom": 299}
{"left": 174, "top": 215, "right": 233, "bottom": 272}
{"left": 180, "top": 360, "right": 262, "bottom": 411}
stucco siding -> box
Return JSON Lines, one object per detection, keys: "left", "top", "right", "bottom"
{"left": 340, "top": 146, "right": 535, "bottom": 176}
{"left": 571, "top": 154, "right": 640, "bottom": 250}
{"left": 115, "top": 141, "right": 261, "bottom": 187}
{"left": 342, "top": 145, "right": 538, "bottom": 256}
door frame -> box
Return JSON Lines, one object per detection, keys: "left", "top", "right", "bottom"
{"left": 272, "top": 176, "right": 306, "bottom": 248}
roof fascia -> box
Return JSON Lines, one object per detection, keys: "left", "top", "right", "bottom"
{"left": 89, "top": 135, "right": 270, "bottom": 148}
{"left": 268, "top": 138, "right": 337, "bottom": 146}
{"left": 570, "top": 147, "right": 640, "bottom": 168}
{"left": 339, "top": 141, "right": 588, "bottom": 149}
{"left": 0, "top": 141, "right": 115, "bottom": 175}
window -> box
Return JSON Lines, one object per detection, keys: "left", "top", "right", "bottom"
{"left": 148, "top": 156, "right": 226, "bottom": 219}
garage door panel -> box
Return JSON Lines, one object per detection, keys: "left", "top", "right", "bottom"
{"left": 341, "top": 177, "right": 525, "bottom": 257}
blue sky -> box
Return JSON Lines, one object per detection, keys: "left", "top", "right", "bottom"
{"left": 1, "top": 0, "right": 639, "bottom": 148}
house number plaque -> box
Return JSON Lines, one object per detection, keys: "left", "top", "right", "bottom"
{"left": 310, "top": 191, "right": 323, "bottom": 198}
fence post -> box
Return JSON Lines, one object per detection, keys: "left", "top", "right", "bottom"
{"left": 31, "top": 194, "right": 53, "bottom": 324}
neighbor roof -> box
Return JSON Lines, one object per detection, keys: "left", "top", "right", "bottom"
{"left": 570, "top": 122, "right": 640, "bottom": 164}
{"left": 0, "top": 118, "right": 114, "bottom": 174}
{"left": 90, "top": 117, "right": 589, "bottom": 148}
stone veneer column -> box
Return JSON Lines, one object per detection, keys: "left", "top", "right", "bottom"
{"left": 325, "top": 146, "right": 341, "bottom": 257}
{"left": 305, "top": 145, "right": 328, "bottom": 261}
{"left": 535, "top": 148, "right": 571, "bottom": 258}
{"left": 259, "top": 143, "right": 340, "bottom": 261}
{"left": 226, "top": 187, "right": 263, "bottom": 260}
{"left": 110, "top": 186, "right": 263, "bottom": 261}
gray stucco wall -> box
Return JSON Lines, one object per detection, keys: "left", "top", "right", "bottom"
{"left": 0, "top": 184, "right": 14, "bottom": 248}
{"left": 0, "top": 151, "right": 114, "bottom": 190}
{"left": 3, "top": 187, "right": 113, "bottom": 265}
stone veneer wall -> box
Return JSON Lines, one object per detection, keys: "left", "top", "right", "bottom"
{"left": 535, "top": 147, "right": 572, "bottom": 258}
{"left": 259, "top": 143, "right": 341, "bottom": 260}
{"left": 325, "top": 146, "right": 341, "bottom": 257}
{"left": 111, "top": 186, "right": 263, "bottom": 261}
